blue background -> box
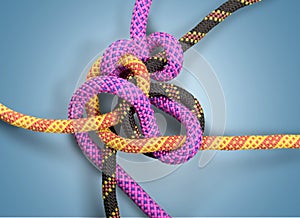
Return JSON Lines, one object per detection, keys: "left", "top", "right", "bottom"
{"left": 0, "top": 0, "right": 300, "bottom": 216}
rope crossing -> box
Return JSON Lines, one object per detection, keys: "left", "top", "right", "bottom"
{"left": 1, "top": 0, "right": 299, "bottom": 217}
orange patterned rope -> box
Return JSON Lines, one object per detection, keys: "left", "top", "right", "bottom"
{"left": 1, "top": 55, "right": 300, "bottom": 152}
{"left": 202, "top": 135, "right": 300, "bottom": 150}
{"left": 0, "top": 103, "right": 119, "bottom": 133}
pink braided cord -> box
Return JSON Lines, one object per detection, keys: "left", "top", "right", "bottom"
{"left": 130, "top": 0, "right": 153, "bottom": 39}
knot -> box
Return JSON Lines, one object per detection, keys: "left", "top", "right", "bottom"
{"left": 69, "top": 52, "right": 204, "bottom": 164}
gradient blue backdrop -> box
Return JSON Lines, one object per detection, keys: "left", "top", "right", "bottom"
{"left": 0, "top": 0, "right": 300, "bottom": 216}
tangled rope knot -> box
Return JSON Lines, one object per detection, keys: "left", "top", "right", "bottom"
{"left": 69, "top": 52, "right": 204, "bottom": 161}
{"left": 72, "top": 31, "right": 203, "bottom": 156}
{"left": 3, "top": 0, "right": 300, "bottom": 217}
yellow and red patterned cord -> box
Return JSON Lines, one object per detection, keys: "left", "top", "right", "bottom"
{"left": 1, "top": 55, "right": 300, "bottom": 152}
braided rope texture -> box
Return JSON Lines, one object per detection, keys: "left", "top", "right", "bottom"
{"left": 130, "top": 0, "right": 152, "bottom": 39}
{"left": 102, "top": 148, "right": 120, "bottom": 218}
{"left": 0, "top": 103, "right": 119, "bottom": 133}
